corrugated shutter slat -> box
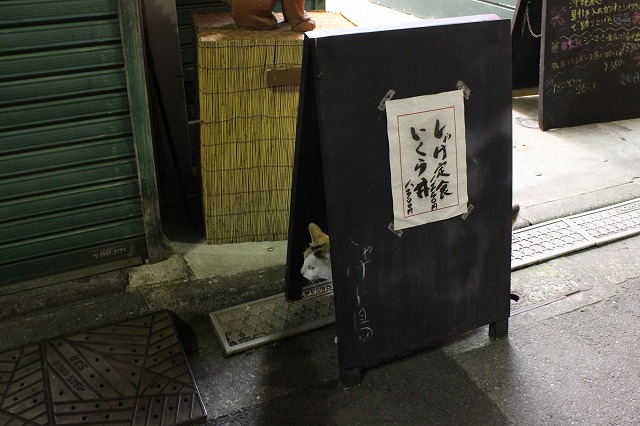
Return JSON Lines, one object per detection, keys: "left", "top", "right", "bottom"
{"left": 0, "top": 19, "right": 122, "bottom": 55}
{"left": 0, "top": 219, "right": 145, "bottom": 266}
{"left": 0, "top": 181, "right": 141, "bottom": 223}
{"left": 0, "top": 0, "right": 118, "bottom": 27}
{"left": 0, "top": 159, "right": 139, "bottom": 201}
{"left": 0, "top": 116, "right": 132, "bottom": 154}
{"left": 0, "top": 137, "right": 135, "bottom": 178}
{"left": 0, "top": 45, "right": 124, "bottom": 81}
{"left": 0, "top": 69, "right": 127, "bottom": 107}
{"left": 0, "top": 92, "right": 130, "bottom": 131}
{"left": 0, "top": 200, "right": 143, "bottom": 245}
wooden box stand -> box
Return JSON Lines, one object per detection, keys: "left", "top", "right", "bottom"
{"left": 194, "top": 12, "right": 354, "bottom": 244}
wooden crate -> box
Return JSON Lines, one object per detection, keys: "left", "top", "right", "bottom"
{"left": 195, "top": 12, "right": 354, "bottom": 244}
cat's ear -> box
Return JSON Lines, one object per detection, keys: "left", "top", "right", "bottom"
{"left": 512, "top": 204, "right": 520, "bottom": 227}
{"left": 308, "top": 223, "right": 329, "bottom": 248}
{"left": 313, "top": 249, "right": 327, "bottom": 260}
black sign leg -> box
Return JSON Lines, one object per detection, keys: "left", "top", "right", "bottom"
{"left": 285, "top": 38, "right": 328, "bottom": 302}
{"left": 340, "top": 366, "right": 362, "bottom": 389}
{"left": 489, "top": 319, "right": 509, "bottom": 339}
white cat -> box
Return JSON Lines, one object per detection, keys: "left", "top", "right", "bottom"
{"left": 300, "top": 223, "right": 332, "bottom": 282}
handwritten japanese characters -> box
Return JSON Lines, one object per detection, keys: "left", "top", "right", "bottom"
{"left": 540, "top": 0, "right": 640, "bottom": 128}
{"left": 347, "top": 236, "right": 374, "bottom": 342}
{"left": 544, "top": 1, "right": 640, "bottom": 97}
{"left": 386, "top": 90, "right": 468, "bottom": 230}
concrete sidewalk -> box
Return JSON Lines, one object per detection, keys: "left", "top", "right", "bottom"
{"left": 512, "top": 96, "right": 640, "bottom": 225}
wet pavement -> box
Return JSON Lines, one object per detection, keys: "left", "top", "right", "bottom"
{"left": 184, "top": 233, "right": 640, "bottom": 425}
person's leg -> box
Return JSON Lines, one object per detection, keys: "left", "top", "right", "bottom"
{"left": 231, "top": 0, "right": 279, "bottom": 30}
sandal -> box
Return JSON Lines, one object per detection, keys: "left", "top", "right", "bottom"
{"left": 286, "top": 12, "right": 316, "bottom": 32}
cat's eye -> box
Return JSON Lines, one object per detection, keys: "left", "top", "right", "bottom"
{"left": 309, "top": 266, "right": 314, "bottom": 270}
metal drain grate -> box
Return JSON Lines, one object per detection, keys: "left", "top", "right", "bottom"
{"left": 511, "top": 219, "right": 594, "bottom": 270}
{"left": 210, "top": 282, "right": 335, "bottom": 356}
{"left": 512, "top": 197, "right": 640, "bottom": 270}
{"left": 210, "top": 198, "right": 640, "bottom": 355}
{"left": 0, "top": 311, "right": 207, "bottom": 426}
{"left": 570, "top": 199, "right": 640, "bottom": 243}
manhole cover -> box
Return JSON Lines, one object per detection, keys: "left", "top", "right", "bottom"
{"left": 0, "top": 311, "right": 206, "bottom": 425}
{"left": 516, "top": 117, "right": 540, "bottom": 128}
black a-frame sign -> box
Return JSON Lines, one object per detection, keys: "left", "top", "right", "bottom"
{"left": 286, "top": 16, "right": 513, "bottom": 387}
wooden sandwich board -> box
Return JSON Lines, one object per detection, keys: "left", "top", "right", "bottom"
{"left": 286, "top": 15, "right": 514, "bottom": 386}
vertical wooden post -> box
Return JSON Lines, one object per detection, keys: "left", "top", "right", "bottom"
{"left": 118, "top": 0, "right": 166, "bottom": 263}
{"left": 142, "top": 0, "right": 193, "bottom": 179}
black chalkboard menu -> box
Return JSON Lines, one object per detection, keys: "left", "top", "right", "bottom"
{"left": 285, "top": 16, "right": 513, "bottom": 386}
{"left": 540, "top": 0, "right": 640, "bottom": 130}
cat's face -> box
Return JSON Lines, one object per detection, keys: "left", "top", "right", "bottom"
{"left": 301, "top": 248, "right": 332, "bottom": 282}
{"left": 301, "top": 223, "right": 332, "bottom": 282}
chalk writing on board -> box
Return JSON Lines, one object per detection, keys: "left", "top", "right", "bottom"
{"left": 386, "top": 90, "right": 468, "bottom": 230}
{"left": 348, "top": 236, "right": 374, "bottom": 342}
{"left": 346, "top": 236, "right": 373, "bottom": 282}
{"left": 550, "top": 6, "right": 567, "bottom": 27}
{"left": 544, "top": 0, "right": 640, "bottom": 97}
{"left": 620, "top": 70, "right": 640, "bottom": 84}
{"left": 539, "top": 0, "right": 640, "bottom": 129}
{"left": 354, "top": 288, "right": 373, "bottom": 341}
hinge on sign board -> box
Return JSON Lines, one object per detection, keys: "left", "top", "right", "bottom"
{"left": 266, "top": 67, "right": 302, "bottom": 87}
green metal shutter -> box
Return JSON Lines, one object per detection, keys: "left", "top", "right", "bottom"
{"left": 0, "top": 0, "right": 157, "bottom": 291}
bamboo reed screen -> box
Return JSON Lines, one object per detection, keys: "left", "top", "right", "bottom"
{"left": 195, "top": 12, "right": 354, "bottom": 244}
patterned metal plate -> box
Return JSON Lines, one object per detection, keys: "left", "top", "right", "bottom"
{"left": 210, "top": 282, "right": 335, "bottom": 356}
{"left": 0, "top": 311, "right": 206, "bottom": 426}
{"left": 511, "top": 219, "right": 594, "bottom": 270}
{"left": 569, "top": 199, "right": 640, "bottom": 244}
{"left": 512, "top": 197, "right": 640, "bottom": 270}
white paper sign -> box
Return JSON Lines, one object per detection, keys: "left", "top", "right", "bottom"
{"left": 386, "top": 90, "right": 468, "bottom": 230}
